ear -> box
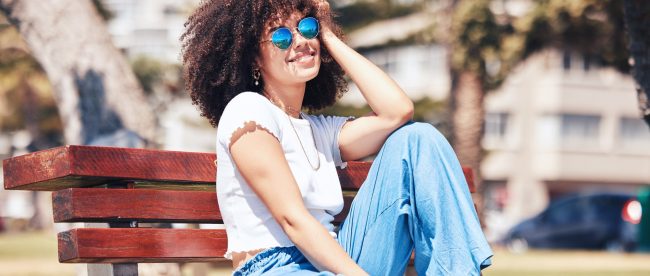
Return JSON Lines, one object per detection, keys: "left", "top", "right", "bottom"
{"left": 253, "top": 57, "right": 262, "bottom": 71}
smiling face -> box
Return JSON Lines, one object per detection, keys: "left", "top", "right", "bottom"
{"left": 257, "top": 11, "right": 321, "bottom": 89}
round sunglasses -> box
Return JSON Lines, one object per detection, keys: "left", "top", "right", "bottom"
{"left": 263, "top": 17, "right": 319, "bottom": 50}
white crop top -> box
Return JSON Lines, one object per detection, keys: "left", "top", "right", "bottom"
{"left": 215, "top": 92, "right": 353, "bottom": 259}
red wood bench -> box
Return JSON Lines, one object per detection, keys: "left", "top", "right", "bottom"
{"left": 2, "top": 145, "right": 476, "bottom": 275}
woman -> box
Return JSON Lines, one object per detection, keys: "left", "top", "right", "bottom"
{"left": 181, "top": 0, "right": 492, "bottom": 275}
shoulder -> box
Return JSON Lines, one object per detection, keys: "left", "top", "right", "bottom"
{"left": 225, "top": 91, "right": 269, "bottom": 109}
{"left": 221, "top": 92, "right": 277, "bottom": 119}
{"left": 217, "top": 91, "right": 283, "bottom": 144}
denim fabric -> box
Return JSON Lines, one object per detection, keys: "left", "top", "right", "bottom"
{"left": 233, "top": 246, "right": 336, "bottom": 276}
{"left": 233, "top": 122, "right": 493, "bottom": 275}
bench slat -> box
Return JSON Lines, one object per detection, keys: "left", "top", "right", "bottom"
{"left": 2, "top": 145, "right": 214, "bottom": 191}
{"left": 2, "top": 145, "right": 371, "bottom": 191}
{"left": 53, "top": 188, "right": 356, "bottom": 224}
{"left": 58, "top": 228, "right": 228, "bottom": 263}
{"left": 53, "top": 188, "right": 222, "bottom": 223}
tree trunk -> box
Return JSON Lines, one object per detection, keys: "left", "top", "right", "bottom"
{"left": 1, "top": 1, "right": 166, "bottom": 274}
{"left": 0, "top": 0, "right": 157, "bottom": 146}
{"left": 623, "top": 0, "right": 650, "bottom": 127}
{"left": 452, "top": 71, "right": 485, "bottom": 184}
{"left": 451, "top": 71, "right": 485, "bottom": 226}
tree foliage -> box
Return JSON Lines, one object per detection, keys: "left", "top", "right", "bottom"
{"left": 451, "top": 0, "right": 509, "bottom": 90}
{"left": 622, "top": 0, "right": 650, "bottom": 126}
{"left": 0, "top": 15, "right": 61, "bottom": 139}
{"left": 451, "top": 0, "right": 630, "bottom": 90}
{"left": 130, "top": 55, "right": 164, "bottom": 95}
{"left": 334, "top": 0, "right": 424, "bottom": 33}
{"left": 517, "top": 0, "right": 629, "bottom": 72}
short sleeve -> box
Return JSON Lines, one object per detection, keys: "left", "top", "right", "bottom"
{"left": 216, "top": 92, "right": 282, "bottom": 150}
{"left": 308, "top": 114, "right": 354, "bottom": 169}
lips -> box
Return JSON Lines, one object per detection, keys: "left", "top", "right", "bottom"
{"left": 288, "top": 51, "right": 316, "bottom": 63}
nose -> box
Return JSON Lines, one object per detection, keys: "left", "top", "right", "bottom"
{"left": 291, "top": 29, "right": 308, "bottom": 49}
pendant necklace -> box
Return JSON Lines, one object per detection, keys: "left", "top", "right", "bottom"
{"left": 266, "top": 95, "right": 320, "bottom": 171}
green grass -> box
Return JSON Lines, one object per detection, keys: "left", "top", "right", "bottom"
{"left": 483, "top": 247, "right": 650, "bottom": 276}
{"left": 0, "top": 231, "right": 75, "bottom": 276}
{"left": 0, "top": 231, "right": 59, "bottom": 259}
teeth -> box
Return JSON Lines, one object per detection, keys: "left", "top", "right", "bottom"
{"left": 290, "top": 53, "right": 314, "bottom": 63}
{"left": 295, "top": 55, "right": 312, "bottom": 62}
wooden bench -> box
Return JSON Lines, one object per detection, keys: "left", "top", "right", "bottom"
{"left": 2, "top": 145, "right": 476, "bottom": 275}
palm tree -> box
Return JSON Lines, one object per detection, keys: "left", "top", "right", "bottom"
{"left": 623, "top": 0, "right": 650, "bottom": 127}
{"left": 449, "top": 0, "right": 506, "bottom": 187}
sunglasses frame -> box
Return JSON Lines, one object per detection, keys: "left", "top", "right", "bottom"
{"left": 262, "top": 17, "right": 320, "bottom": 50}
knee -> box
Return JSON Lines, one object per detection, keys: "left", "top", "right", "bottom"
{"left": 387, "top": 121, "right": 445, "bottom": 143}
{"left": 382, "top": 122, "right": 453, "bottom": 156}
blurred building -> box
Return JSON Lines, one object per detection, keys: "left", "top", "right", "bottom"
{"left": 340, "top": 11, "right": 450, "bottom": 106}
{"left": 99, "top": 0, "right": 216, "bottom": 153}
{"left": 102, "top": 0, "right": 199, "bottom": 63}
{"left": 339, "top": 43, "right": 450, "bottom": 106}
{"left": 160, "top": 99, "right": 215, "bottom": 152}
{"left": 481, "top": 49, "right": 650, "bottom": 240}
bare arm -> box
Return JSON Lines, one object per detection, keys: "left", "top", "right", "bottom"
{"left": 230, "top": 126, "right": 367, "bottom": 276}
{"left": 318, "top": 2, "right": 414, "bottom": 161}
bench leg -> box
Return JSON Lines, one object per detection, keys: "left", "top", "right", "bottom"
{"left": 80, "top": 223, "right": 124, "bottom": 276}
{"left": 85, "top": 264, "right": 112, "bottom": 276}
{"left": 86, "top": 183, "right": 139, "bottom": 276}
{"left": 85, "top": 263, "right": 137, "bottom": 276}
{"left": 112, "top": 264, "right": 138, "bottom": 276}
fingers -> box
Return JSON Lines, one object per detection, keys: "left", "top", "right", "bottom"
{"left": 316, "top": 0, "right": 331, "bottom": 16}
{"left": 320, "top": 0, "right": 330, "bottom": 11}
{"left": 315, "top": 0, "right": 333, "bottom": 34}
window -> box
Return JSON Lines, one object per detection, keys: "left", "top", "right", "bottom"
{"left": 485, "top": 112, "right": 509, "bottom": 141}
{"left": 619, "top": 117, "right": 650, "bottom": 146}
{"left": 546, "top": 199, "right": 583, "bottom": 225}
{"left": 560, "top": 114, "right": 600, "bottom": 144}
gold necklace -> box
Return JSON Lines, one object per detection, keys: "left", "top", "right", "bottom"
{"left": 288, "top": 112, "right": 320, "bottom": 171}
{"left": 265, "top": 95, "right": 320, "bottom": 171}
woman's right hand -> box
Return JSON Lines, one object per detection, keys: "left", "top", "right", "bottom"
{"left": 311, "top": 0, "right": 414, "bottom": 163}
{"left": 315, "top": 0, "right": 334, "bottom": 36}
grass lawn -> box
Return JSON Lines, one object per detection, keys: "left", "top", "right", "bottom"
{"left": 484, "top": 246, "right": 650, "bottom": 276}
{"left": 2, "top": 231, "right": 650, "bottom": 275}
{"left": 0, "top": 231, "right": 75, "bottom": 276}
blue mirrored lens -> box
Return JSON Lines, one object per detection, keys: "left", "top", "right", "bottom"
{"left": 298, "top": 17, "right": 319, "bottom": 39}
{"left": 271, "top": 28, "right": 292, "bottom": 50}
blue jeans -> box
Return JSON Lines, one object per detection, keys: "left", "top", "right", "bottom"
{"left": 233, "top": 122, "right": 493, "bottom": 275}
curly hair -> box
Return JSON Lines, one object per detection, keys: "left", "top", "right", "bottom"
{"left": 181, "top": 0, "right": 348, "bottom": 127}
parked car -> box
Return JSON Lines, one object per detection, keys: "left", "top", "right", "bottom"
{"left": 502, "top": 191, "right": 641, "bottom": 253}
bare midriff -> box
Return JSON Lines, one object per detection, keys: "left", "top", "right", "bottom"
{"left": 232, "top": 248, "right": 266, "bottom": 269}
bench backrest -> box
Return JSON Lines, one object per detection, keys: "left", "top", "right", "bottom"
{"left": 2, "top": 145, "right": 475, "bottom": 264}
